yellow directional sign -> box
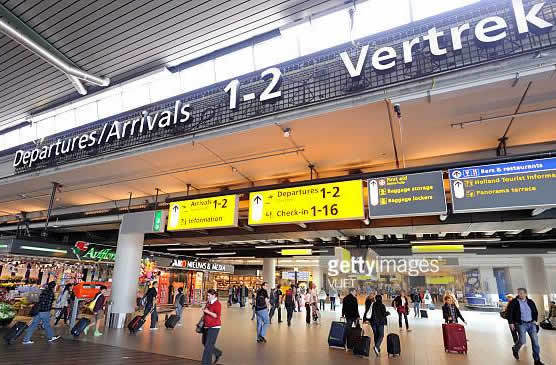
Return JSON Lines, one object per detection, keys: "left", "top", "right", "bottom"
{"left": 248, "top": 180, "right": 364, "bottom": 225}
{"left": 167, "top": 195, "right": 238, "bottom": 231}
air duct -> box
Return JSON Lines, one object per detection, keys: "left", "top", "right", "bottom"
{"left": 0, "top": 4, "right": 110, "bottom": 94}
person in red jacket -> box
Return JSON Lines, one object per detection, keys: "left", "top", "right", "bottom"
{"left": 201, "top": 289, "right": 223, "bottom": 365}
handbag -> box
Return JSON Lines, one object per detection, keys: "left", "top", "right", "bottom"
{"left": 195, "top": 316, "right": 205, "bottom": 333}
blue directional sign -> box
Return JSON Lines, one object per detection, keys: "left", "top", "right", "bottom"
{"left": 449, "top": 158, "right": 556, "bottom": 213}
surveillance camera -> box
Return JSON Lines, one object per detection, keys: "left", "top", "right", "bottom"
{"left": 393, "top": 104, "right": 401, "bottom": 117}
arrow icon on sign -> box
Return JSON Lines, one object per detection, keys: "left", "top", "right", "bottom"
{"left": 172, "top": 205, "right": 179, "bottom": 213}
{"left": 254, "top": 196, "right": 262, "bottom": 204}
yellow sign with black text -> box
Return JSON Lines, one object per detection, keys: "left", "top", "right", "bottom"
{"left": 248, "top": 180, "right": 364, "bottom": 225}
{"left": 167, "top": 195, "right": 238, "bottom": 231}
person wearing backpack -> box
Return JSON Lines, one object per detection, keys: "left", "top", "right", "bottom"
{"left": 284, "top": 285, "right": 296, "bottom": 326}
{"left": 269, "top": 284, "right": 282, "bottom": 324}
{"left": 22, "top": 281, "right": 60, "bottom": 344}
{"left": 175, "top": 287, "right": 186, "bottom": 326}
{"left": 255, "top": 282, "right": 270, "bottom": 343}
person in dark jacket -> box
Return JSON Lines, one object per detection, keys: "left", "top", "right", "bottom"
{"left": 370, "top": 295, "right": 390, "bottom": 356}
{"left": 508, "top": 288, "right": 544, "bottom": 365}
{"left": 84, "top": 285, "right": 107, "bottom": 336}
{"left": 22, "top": 281, "right": 60, "bottom": 344}
{"left": 442, "top": 295, "right": 466, "bottom": 324}
{"left": 392, "top": 290, "right": 411, "bottom": 331}
{"left": 143, "top": 281, "right": 159, "bottom": 330}
{"left": 411, "top": 290, "right": 422, "bottom": 318}
{"left": 341, "top": 288, "right": 360, "bottom": 328}
{"left": 362, "top": 293, "right": 375, "bottom": 322}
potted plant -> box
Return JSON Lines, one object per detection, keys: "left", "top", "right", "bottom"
{"left": 0, "top": 302, "right": 16, "bottom": 326}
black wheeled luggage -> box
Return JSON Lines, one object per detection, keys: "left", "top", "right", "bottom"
{"left": 387, "top": 333, "right": 401, "bottom": 357}
{"left": 71, "top": 318, "right": 91, "bottom": 337}
{"left": 346, "top": 322, "right": 362, "bottom": 350}
{"left": 328, "top": 320, "right": 347, "bottom": 348}
{"left": 353, "top": 335, "right": 371, "bottom": 357}
{"left": 128, "top": 315, "right": 146, "bottom": 333}
{"left": 165, "top": 314, "right": 180, "bottom": 329}
{"left": 4, "top": 321, "right": 28, "bottom": 344}
{"left": 420, "top": 309, "right": 428, "bottom": 318}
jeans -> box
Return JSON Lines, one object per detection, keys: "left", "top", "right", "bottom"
{"left": 202, "top": 328, "right": 222, "bottom": 365}
{"left": 330, "top": 297, "right": 336, "bottom": 311}
{"left": 286, "top": 305, "right": 294, "bottom": 325}
{"left": 371, "top": 322, "right": 385, "bottom": 349}
{"left": 269, "top": 305, "right": 281, "bottom": 322}
{"left": 514, "top": 322, "right": 541, "bottom": 361}
{"left": 319, "top": 299, "right": 325, "bottom": 311}
{"left": 414, "top": 303, "right": 420, "bottom": 318}
{"left": 398, "top": 311, "right": 409, "bottom": 329}
{"left": 509, "top": 323, "right": 519, "bottom": 344}
{"left": 256, "top": 309, "right": 270, "bottom": 339}
{"left": 175, "top": 304, "right": 184, "bottom": 321}
{"left": 305, "top": 303, "right": 311, "bottom": 324}
{"left": 24, "top": 311, "right": 55, "bottom": 341}
{"left": 144, "top": 304, "right": 158, "bottom": 328}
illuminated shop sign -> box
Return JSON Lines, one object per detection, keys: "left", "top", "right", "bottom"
{"left": 171, "top": 259, "right": 234, "bottom": 273}
{"left": 12, "top": 0, "right": 555, "bottom": 173}
{"left": 449, "top": 157, "right": 556, "bottom": 213}
{"left": 73, "top": 241, "right": 116, "bottom": 262}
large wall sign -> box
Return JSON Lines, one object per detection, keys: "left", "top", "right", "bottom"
{"left": 248, "top": 180, "right": 364, "bottom": 225}
{"left": 11, "top": 0, "right": 555, "bottom": 174}
{"left": 368, "top": 171, "right": 447, "bottom": 218}
{"left": 167, "top": 195, "right": 238, "bottom": 231}
{"left": 449, "top": 158, "right": 556, "bottom": 213}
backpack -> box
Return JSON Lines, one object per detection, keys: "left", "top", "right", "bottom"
{"left": 256, "top": 290, "right": 267, "bottom": 309}
{"left": 175, "top": 293, "right": 185, "bottom": 307}
{"left": 285, "top": 289, "right": 294, "bottom": 306}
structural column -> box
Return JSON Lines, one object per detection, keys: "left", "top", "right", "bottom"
{"left": 479, "top": 266, "right": 499, "bottom": 305}
{"left": 263, "top": 258, "right": 276, "bottom": 287}
{"left": 522, "top": 256, "right": 550, "bottom": 315}
{"left": 313, "top": 266, "right": 322, "bottom": 291}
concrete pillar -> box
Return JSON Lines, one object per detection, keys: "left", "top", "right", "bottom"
{"left": 110, "top": 231, "right": 144, "bottom": 327}
{"left": 479, "top": 267, "right": 499, "bottom": 305}
{"left": 263, "top": 258, "right": 276, "bottom": 287}
{"left": 313, "top": 266, "right": 322, "bottom": 291}
{"left": 522, "top": 257, "right": 550, "bottom": 314}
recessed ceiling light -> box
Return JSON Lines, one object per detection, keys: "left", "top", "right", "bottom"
{"left": 167, "top": 247, "right": 211, "bottom": 251}
{"left": 196, "top": 252, "right": 236, "bottom": 256}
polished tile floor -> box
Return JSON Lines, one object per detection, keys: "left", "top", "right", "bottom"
{"left": 77, "top": 304, "right": 556, "bottom": 365}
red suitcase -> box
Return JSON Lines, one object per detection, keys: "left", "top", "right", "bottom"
{"left": 442, "top": 323, "right": 467, "bottom": 354}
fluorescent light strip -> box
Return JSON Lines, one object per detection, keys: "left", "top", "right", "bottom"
{"left": 196, "top": 252, "right": 236, "bottom": 256}
{"left": 412, "top": 245, "right": 464, "bottom": 253}
{"left": 0, "top": 244, "right": 7, "bottom": 249}
{"left": 312, "top": 250, "right": 330, "bottom": 253}
{"left": 410, "top": 238, "right": 500, "bottom": 244}
{"left": 255, "top": 244, "right": 314, "bottom": 249}
{"left": 20, "top": 246, "right": 67, "bottom": 254}
{"left": 167, "top": 247, "right": 211, "bottom": 251}
{"left": 464, "top": 246, "right": 487, "bottom": 250}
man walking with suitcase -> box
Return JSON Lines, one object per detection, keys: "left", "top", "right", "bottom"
{"left": 143, "top": 281, "right": 159, "bottom": 330}
{"left": 508, "top": 288, "right": 544, "bottom": 365}
{"left": 22, "top": 281, "right": 60, "bottom": 344}
{"left": 175, "top": 287, "right": 186, "bottom": 326}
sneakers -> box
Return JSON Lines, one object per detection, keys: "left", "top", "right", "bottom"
{"left": 93, "top": 330, "right": 103, "bottom": 337}
{"left": 373, "top": 346, "right": 380, "bottom": 356}
{"left": 213, "top": 352, "right": 222, "bottom": 364}
{"left": 149, "top": 327, "right": 159, "bottom": 331}
{"left": 83, "top": 325, "right": 89, "bottom": 335}
{"left": 534, "top": 360, "right": 544, "bottom": 365}
{"left": 48, "top": 336, "right": 61, "bottom": 342}
{"left": 512, "top": 347, "right": 520, "bottom": 360}
{"left": 22, "top": 340, "right": 34, "bottom": 345}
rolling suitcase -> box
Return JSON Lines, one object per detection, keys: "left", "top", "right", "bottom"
{"left": 4, "top": 321, "right": 28, "bottom": 344}
{"left": 386, "top": 318, "right": 401, "bottom": 357}
{"left": 353, "top": 335, "right": 371, "bottom": 357}
{"left": 165, "top": 314, "right": 180, "bottom": 329}
{"left": 442, "top": 323, "right": 467, "bottom": 354}
{"left": 346, "top": 322, "right": 362, "bottom": 350}
{"left": 128, "top": 315, "right": 146, "bottom": 333}
{"left": 420, "top": 309, "right": 428, "bottom": 318}
{"left": 71, "top": 318, "right": 91, "bottom": 337}
{"left": 328, "top": 320, "right": 347, "bottom": 348}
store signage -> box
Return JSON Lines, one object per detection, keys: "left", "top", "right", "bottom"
{"left": 167, "top": 195, "right": 238, "bottom": 231}
{"left": 282, "top": 271, "right": 310, "bottom": 280}
{"left": 449, "top": 157, "right": 556, "bottom": 213}
{"left": 171, "top": 259, "right": 234, "bottom": 273}
{"left": 152, "top": 210, "right": 163, "bottom": 232}
{"left": 340, "top": 0, "right": 553, "bottom": 78}
{"left": 248, "top": 180, "right": 364, "bottom": 225}
{"left": 73, "top": 241, "right": 116, "bottom": 262}
{"left": 368, "top": 171, "right": 447, "bottom": 218}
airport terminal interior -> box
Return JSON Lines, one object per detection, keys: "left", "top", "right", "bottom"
{"left": 0, "top": 0, "right": 556, "bottom": 364}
